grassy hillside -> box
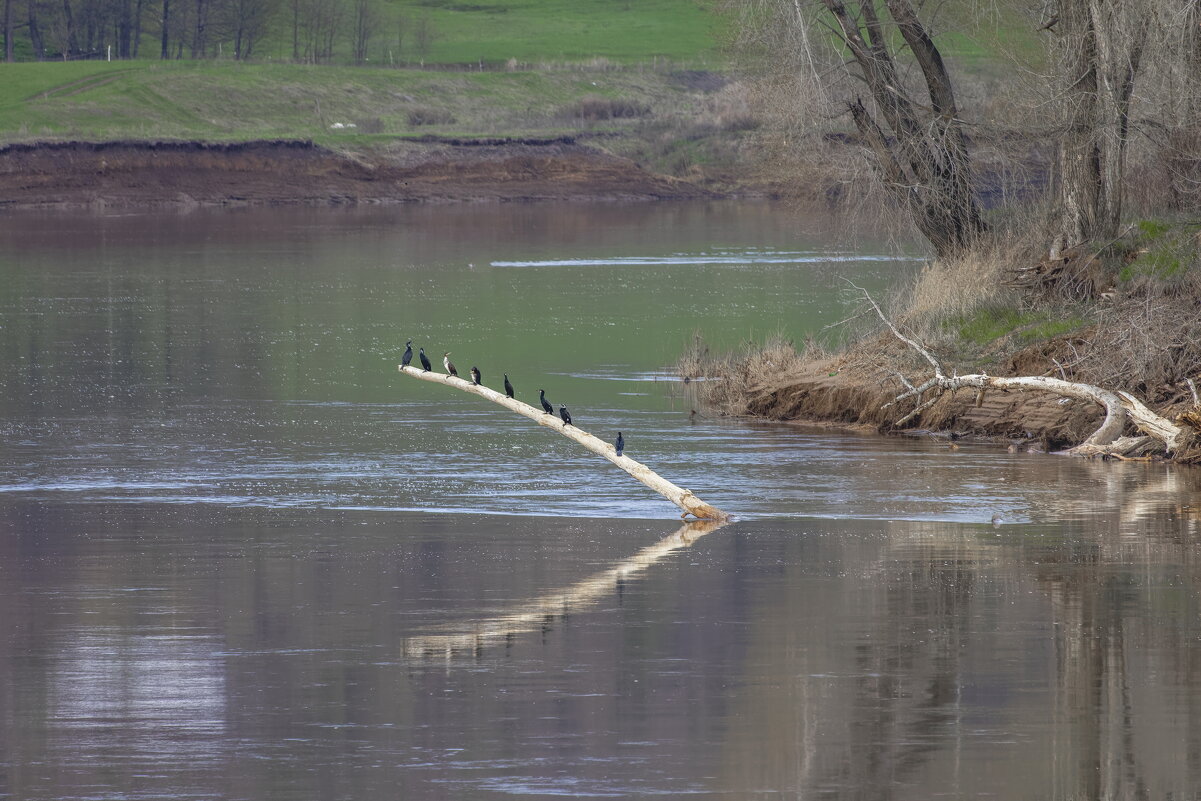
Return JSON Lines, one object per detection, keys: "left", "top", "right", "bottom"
{"left": 375, "top": 0, "right": 720, "bottom": 65}
{"left": 0, "top": 61, "right": 718, "bottom": 145}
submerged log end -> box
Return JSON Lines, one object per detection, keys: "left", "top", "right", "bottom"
{"left": 678, "top": 489, "right": 730, "bottom": 522}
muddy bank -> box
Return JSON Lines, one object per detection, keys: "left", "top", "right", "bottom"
{"left": 0, "top": 138, "right": 712, "bottom": 210}
{"left": 737, "top": 341, "right": 1115, "bottom": 450}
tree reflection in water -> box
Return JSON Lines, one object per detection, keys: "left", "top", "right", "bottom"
{"left": 714, "top": 468, "right": 1201, "bottom": 798}
{"left": 402, "top": 518, "right": 727, "bottom": 659}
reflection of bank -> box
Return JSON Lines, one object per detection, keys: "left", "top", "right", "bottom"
{"left": 402, "top": 519, "right": 727, "bottom": 659}
{"left": 712, "top": 504, "right": 1201, "bottom": 800}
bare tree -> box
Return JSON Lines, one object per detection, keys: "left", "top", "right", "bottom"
{"left": 413, "top": 13, "right": 434, "bottom": 60}
{"left": 160, "top": 0, "right": 170, "bottom": 57}
{"left": 26, "top": 0, "right": 47, "bottom": 58}
{"left": 734, "top": 0, "right": 986, "bottom": 257}
{"left": 289, "top": 0, "right": 299, "bottom": 58}
{"left": 4, "top": 0, "right": 14, "bottom": 61}
{"left": 221, "top": 0, "right": 275, "bottom": 58}
{"left": 826, "top": 1, "right": 985, "bottom": 256}
{"left": 293, "top": 0, "right": 341, "bottom": 62}
{"left": 349, "top": 0, "right": 377, "bottom": 64}
{"left": 60, "top": 0, "right": 78, "bottom": 56}
{"left": 1049, "top": 0, "right": 1149, "bottom": 246}
{"left": 190, "top": 0, "right": 208, "bottom": 56}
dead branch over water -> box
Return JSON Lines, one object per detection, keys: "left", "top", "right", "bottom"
{"left": 398, "top": 364, "right": 729, "bottom": 520}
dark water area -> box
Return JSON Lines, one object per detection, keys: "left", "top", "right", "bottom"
{"left": 3, "top": 202, "right": 1201, "bottom": 799}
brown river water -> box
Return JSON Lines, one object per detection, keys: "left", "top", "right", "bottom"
{"left": 2, "top": 202, "right": 1200, "bottom": 800}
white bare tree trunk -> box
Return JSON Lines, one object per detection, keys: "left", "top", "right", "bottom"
{"left": 399, "top": 365, "right": 729, "bottom": 520}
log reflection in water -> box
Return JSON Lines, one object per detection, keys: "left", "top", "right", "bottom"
{"left": 402, "top": 519, "right": 725, "bottom": 658}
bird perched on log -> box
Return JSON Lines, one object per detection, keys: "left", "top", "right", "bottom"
{"left": 419, "top": 348, "right": 432, "bottom": 372}
{"left": 559, "top": 405, "right": 572, "bottom": 427}
{"left": 470, "top": 366, "right": 481, "bottom": 386}
{"left": 615, "top": 432, "right": 624, "bottom": 457}
{"left": 504, "top": 374, "right": 514, "bottom": 399}
{"left": 443, "top": 352, "right": 458, "bottom": 377}
{"left": 401, "top": 340, "right": 413, "bottom": 368}
{"left": 540, "top": 389, "right": 553, "bottom": 414}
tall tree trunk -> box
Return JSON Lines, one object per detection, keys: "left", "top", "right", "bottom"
{"left": 160, "top": 0, "right": 169, "bottom": 57}
{"left": 62, "top": 0, "right": 77, "bottom": 57}
{"left": 28, "top": 0, "right": 46, "bottom": 58}
{"left": 1058, "top": 0, "right": 1102, "bottom": 245}
{"left": 291, "top": 0, "right": 299, "bottom": 60}
{"left": 132, "top": 0, "right": 144, "bottom": 57}
{"left": 1055, "top": 0, "right": 1147, "bottom": 244}
{"left": 191, "top": 0, "right": 206, "bottom": 56}
{"left": 117, "top": 0, "right": 132, "bottom": 57}
{"left": 4, "top": 0, "right": 13, "bottom": 62}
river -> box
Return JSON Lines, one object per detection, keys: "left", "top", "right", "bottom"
{"left": 2, "top": 201, "right": 1200, "bottom": 800}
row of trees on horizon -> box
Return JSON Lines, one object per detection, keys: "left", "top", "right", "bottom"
{"left": 2, "top": 0, "right": 436, "bottom": 64}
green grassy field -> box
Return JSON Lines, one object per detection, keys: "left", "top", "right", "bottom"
{"left": 0, "top": 0, "right": 1035, "bottom": 147}
{"left": 376, "top": 0, "right": 720, "bottom": 65}
{"left": 0, "top": 60, "right": 717, "bottom": 145}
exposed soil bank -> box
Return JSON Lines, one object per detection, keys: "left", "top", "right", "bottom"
{"left": 738, "top": 340, "right": 1131, "bottom": 451}
{"left": 0, "top": 138, "right": 713, "bottom": 210}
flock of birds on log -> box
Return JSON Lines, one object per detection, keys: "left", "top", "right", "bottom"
{"left": 402, "top": 339, "right": 625, "bottom": 457}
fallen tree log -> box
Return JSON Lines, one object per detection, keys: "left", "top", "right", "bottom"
{"left": 852, "top": 285, "right": 1197, "bottom": 459}
{"left": 398, "top": 364, "right": 729, "bottom": 520}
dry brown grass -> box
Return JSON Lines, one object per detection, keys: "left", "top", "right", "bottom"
{"left": 895, "top": 233, "right": 1048, "bottom": 340}
{"left": 676, "top": 333, "right": 828, "bottom": 416}
{"left": 1074, "top": 272, "right": 1201, "bottom": 401}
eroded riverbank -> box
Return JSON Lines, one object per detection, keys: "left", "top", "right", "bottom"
{"left": 0, "top": 137, "right": 715, "bottom": 209}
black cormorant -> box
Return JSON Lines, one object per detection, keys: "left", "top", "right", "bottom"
{"left": 419, "top": 348, "right": 432, "bottom": 372}
{"left": 615, "top": 432, "right": 624, "bottom": 457}
{"left": 470, "top": 366, "right": 481, "bottom": 386}
{"left": 559, "top": 405, "right": 572, "bottom": 427}
{"left": 539, "top": 390, "right": 553, "bottom": 414}
{"left": 443, "top": 352, "right": 458, "bottom": 377}
{"left": 401, "top": 340, "right": 413, "bottom": 368}
{"left": 504, "top": 374, "right": 514, "bottom": 398}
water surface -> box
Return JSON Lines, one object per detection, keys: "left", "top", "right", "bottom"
{"left": 2, "top": 202, "right": 1201, "bottom": 800}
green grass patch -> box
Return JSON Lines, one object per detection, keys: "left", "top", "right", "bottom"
{"left": 1136, "top": 219, "right": 1172, "bottom": 240}
{"left": 1120, "top": 250, "right": 1186, "bottom": 282}
{"left": 948, "top": 305, "right": 1084, "bottom": 347}
{"left": 380, "top": 0, "right": 721, "bottom": 65}
{"left": 1016, "top": 316, "right": 1086, "bottom": 344}
{"left": 0, "top": 60, "right": 706, "bottom": 144}
{"left": 0, "top": 63, "right": 140, "bottom": 108}
{"left": 951, "top": 306, "right": 1037, "bottom": 345}
{"left": 1120, "top": 222, "right": 1200, "bottom": 282}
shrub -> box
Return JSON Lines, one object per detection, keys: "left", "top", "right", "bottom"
{"left": 566, "top": 96, "right": 650, "bottom": 122}
{"left": 407, "top": 107, "right": 456, "bottom": 126}
{"left": 356, "top": 117, "right": 385, "bottom": 134}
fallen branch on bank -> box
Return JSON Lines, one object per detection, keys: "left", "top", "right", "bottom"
{"left": 398, "top": 364, "right": 729, "bottom": 520}
{"left": 852, "top": 286, "right": 1200, "bottom": 461}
